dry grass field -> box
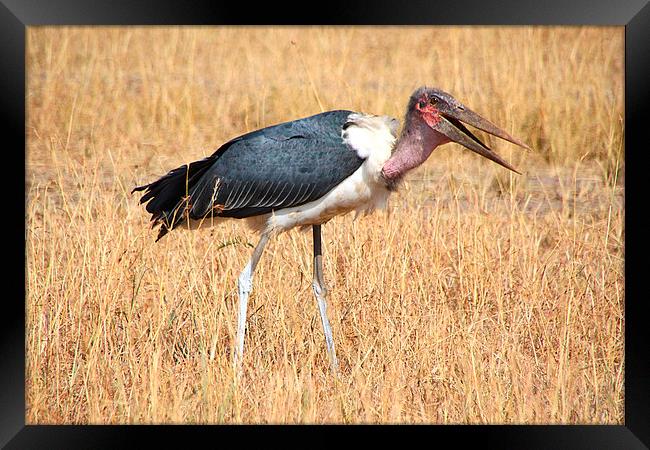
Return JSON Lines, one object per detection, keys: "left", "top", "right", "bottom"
{"left": 26, "top": 26, "right": 624, "bottom": 424}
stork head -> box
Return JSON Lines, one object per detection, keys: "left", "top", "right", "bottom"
{"left": 406, "top": 86, "right": 530, "bottom": 174}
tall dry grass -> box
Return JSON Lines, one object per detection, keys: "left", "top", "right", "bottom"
{"left": 26, "top": 26, "right": 623, "bottom": 423}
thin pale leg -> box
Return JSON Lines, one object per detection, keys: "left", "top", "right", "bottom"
{"left": 235, "top": 233, "right": 270, "bottom": 369}
{"left": 312, "top": 225, "right": 339, "bottom": 374}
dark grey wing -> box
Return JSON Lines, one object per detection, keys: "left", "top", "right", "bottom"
{"left": 133, "top": 110, "right": 364, "bottom": 240}
{"left": 190, "top": 110, "right": 363, "bottom": 218}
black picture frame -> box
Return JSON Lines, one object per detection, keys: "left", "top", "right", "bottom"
{"left": 5, "top": 0, "right": 648, "bottom": 448}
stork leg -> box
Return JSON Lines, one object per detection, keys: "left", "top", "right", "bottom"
{"left": 235, "top": 232, "right": 270, "bottom": 370}
{"left": 312, "top": 224, "right": 339, "bottom": 374}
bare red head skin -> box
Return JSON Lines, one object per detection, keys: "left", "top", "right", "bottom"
{"left": 414, "top": 94, "right": 444, "bottom": 129}
{"left": 381, "top": 87, "right": 529, "bottom": 186}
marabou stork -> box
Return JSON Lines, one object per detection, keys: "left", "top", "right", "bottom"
{"left": 133, "top": 87, "right": 530, "bottom": 373}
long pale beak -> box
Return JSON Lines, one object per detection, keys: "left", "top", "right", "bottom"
{"left": 434, "top": 103, "right": 530, "bottom": 174}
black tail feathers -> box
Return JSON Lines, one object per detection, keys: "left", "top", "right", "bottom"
{"left": 132, "top": 156, "right": 215, "bottom": 241}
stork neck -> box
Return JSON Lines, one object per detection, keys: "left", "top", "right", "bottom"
{"left": 381, "top": 115, "right": 446, "bottom": 182}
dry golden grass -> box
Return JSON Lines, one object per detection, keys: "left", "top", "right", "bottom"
{"left": 26, "top": 26, "right": 624, "bottom": 424}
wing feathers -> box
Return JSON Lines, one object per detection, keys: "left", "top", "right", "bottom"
{"left": 134, "top": 110, "right": 365, "bottom": 239}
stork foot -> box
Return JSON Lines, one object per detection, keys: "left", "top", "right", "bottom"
{"left": 233, "top": 233, "right": 270, "bottom": 373}
{"left": 235, "top": 262, "right": 253, "bottom": 371}
{"left": 312, "top": 225, "right": 339, "bottom": 375}
{"left": 312, "top": 275, "right": 339, "bottom": 374}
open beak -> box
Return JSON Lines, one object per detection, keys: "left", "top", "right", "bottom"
{"left": 434, "top": 101, "right": 530, "bottom": 175}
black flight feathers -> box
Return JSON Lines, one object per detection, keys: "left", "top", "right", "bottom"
{"left": 132, "top": 110, "right": 365, "bottom": 241}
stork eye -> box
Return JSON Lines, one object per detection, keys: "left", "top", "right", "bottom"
{"left": 430, "top": 96, "right": 439, "bottom": 104}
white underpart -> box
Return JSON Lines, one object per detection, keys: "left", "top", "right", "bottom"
{"left": 259, "top": 113, "right": 398, "bottom": 235}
